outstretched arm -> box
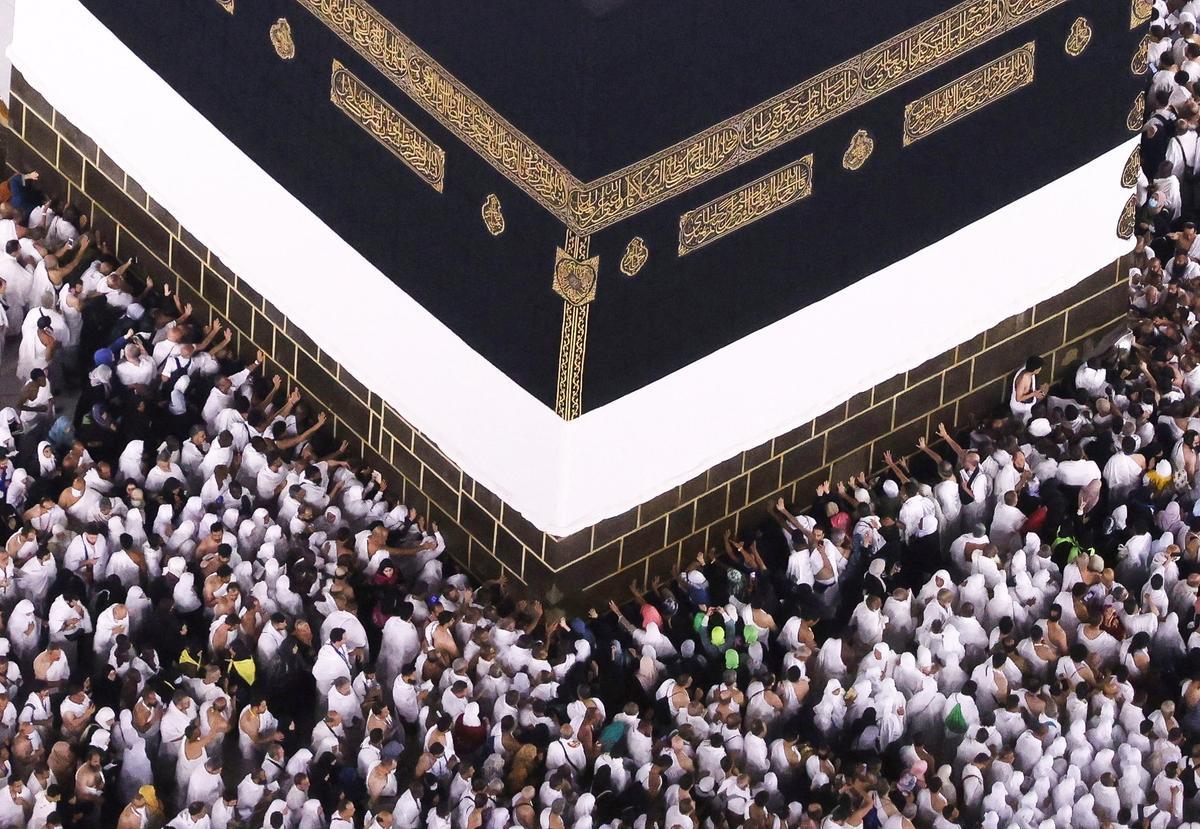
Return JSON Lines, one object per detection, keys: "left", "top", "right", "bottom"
{"left": 916, "top": 436, "right": 943, "bottom": 465}
{"left": 935, "top": 422, "right": 968, "bottom": 462}
{"left": 881, "top": 450, "right": 909, "bottom": 485}
{"left": 275, "top": 411, "right": 327, "bottom": 451}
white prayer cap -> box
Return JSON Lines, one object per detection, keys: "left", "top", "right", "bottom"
{"left": 882, "top": 479, "right": 900, "bottom": 498}
{"left": 126, "top": 303, "right": 145, "bottom": 320}
{"left": 1157, "top": 459, "right": 1173, "bottom": 477}
{"left": 854, "top": 487, "right": 871, "bottom": 504}
{"left": 695, "top": 776, "right": 717, "bottom": 796}
{"left": 686, "top": 569, "right": 707, "bottom": 587}
{"left": 1128, "top": 267, "right": 1143, "bottom": 278}
{"left": 1028, "top": 418, "right": 1052, "bottom": 437}
{"left": 918, "top": 483, "right": 933, "bottom": 497}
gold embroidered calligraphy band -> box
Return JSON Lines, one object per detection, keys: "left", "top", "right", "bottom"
{"left": 299, "top": 0, "right": 576, "bottom": 215}
{"left": 556, "top": 304, "right": 589, "bottom": 420}
{"left": 297, "top": 0, "right": 1066, "bottom": 234}
{"left": 678, "top": 155, "right": 814, "bottom": 256}
{"left": 902, "top": 42, "right": 1036, "bottom": 146}
{"left": 330, "top": 61, "right": 445, "bottom": 193}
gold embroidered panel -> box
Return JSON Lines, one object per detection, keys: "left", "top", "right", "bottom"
{"left": 1130, "top": 0, "right": 1152, "bottom": 28}
{"left": 271, "top": 18, "right": 297, "bottom": 61}
{"left": 902, "top": 42, "right": 1036, "bottom": 146}
{"left": 297, "top": 0, "right": 1068, "bottom": 235}
{"left": 1117, "top": 193, "right": 1137, "bottom": 239}
{"left": 1128, "top": 91, "right": 1146, "bottom": 131}
{"left": 620, "top": 237, "right": 649, "bottom": 277}
{"left": 1064, "top": 17, "right": 1092, "bottom": 57}
{"left": 1121, "top": 146, "right": 1141, "bottom": 188}
{"left": 552, "top": 247, "right": 600, "bottom": 307}
{"left": 678, "top": 155, "right": 814, "bottom": 256}
{"left": 842, "top": 129, "right": 875, "bottom": 171}
{"left": 481, "top": 194, "right": 505, "bottom": 236}
{"left": 555, "top": 231, "right": 592, "bottom": 421}
{"left": 556, "top": 303, "right": 589, "bottom": 421}
{"left": 330, "top": 61, "right": 446, "bottom": 193}
{"left": 1131, "top": 33, "right": 1150, "bottom": 75}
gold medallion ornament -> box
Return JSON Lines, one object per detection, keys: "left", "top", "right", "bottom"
{"left": 620, "top": 237, "right": 648, "bottom": 277}
{"left": 1131, "top": 34, "right": 1151, "bottom": 75}
{"left": 1122, "top": 146, "right": 1141, "bottom": 188}
{"left": 270, "top": 18, "right": 296, "bottom": 60}
{"left": 1117, "top": 193, "right": 1137, "bottom": 240}
{"left": 1127, "top": 92, "right": 1146, "bottom": 131}
{"left": 1131, "top": 0, "right": 1152, "bottom": 28}
{"left": 216, "top": 0, "right": 234, "bottom": 13}
{"left": 842, "top": 130, "right": 875, "bottom": 171}
{"left": 481, "top": 194, "right": 505, "bottom": 236}
{"left": 552, "top": 247, "right": 600, "bottom": 306}
{"left": 1065, "top": 17, "right": 1092, "bottom": 56}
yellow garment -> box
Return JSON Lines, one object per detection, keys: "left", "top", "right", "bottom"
{"left": 229, "top": 657, "right": 256, "bottom": 685}
{"left": 1148, "top": 469, "right": 1173, "bottom": 492}
{"left": 138, "top": 784, "right": 161, "bottom": 815}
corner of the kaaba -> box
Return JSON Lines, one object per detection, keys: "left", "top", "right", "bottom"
{"left": 0, "top": 0, "right": 1147, "bottom": 607}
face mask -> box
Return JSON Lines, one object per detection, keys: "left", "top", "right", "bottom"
{"left": 1150, "top": 198, "right": 1160, "bottom": 208}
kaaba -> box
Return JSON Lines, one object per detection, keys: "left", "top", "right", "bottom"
{"left": 3, "top": 0, "right": 1144, "bottom": 592}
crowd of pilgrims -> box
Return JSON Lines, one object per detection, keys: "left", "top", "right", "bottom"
{"left": 0, "top": 18, "right": 1189, "bottom": 829}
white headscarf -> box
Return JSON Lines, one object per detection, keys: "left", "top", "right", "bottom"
{"left": 813, "top": 679, "right": 846, "bottom": 734}
{"left": 35, "top": 442, "right": 55, "bottom": 476}
{"left": 173, "top": 571, "right": 201, "bottom": 614}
